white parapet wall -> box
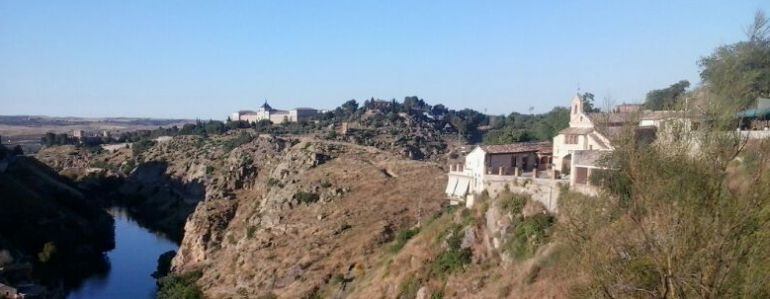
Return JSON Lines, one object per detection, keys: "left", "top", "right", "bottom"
{"left": 446, "top": 168, "right": 568, "bottom": 214}
{"left": 739, "top": 130, "right": 770, "bottom": 139}
{"left": 481, "top": 176, "right": 567, "bottom": 214}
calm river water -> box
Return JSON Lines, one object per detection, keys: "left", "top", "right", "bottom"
{"left": 67, "top": 208, "right": 178, "bottom": 299}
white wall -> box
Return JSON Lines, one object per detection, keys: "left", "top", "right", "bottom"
{"left": 464, "top": 147, "right": 487, "bottom": 193}
{"left": 482, "top": 177, "right": 565, "bottom": 213}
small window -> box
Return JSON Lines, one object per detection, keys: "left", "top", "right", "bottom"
{"left": 566, "top": 134, "right": 579, "bottom": 144}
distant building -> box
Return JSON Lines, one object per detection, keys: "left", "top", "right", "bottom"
{"left": 445, "top": 141, "right": 559, "bottom": 211}
{"left": 72, "top": 129, "right": 110, "bottom": 139}
{"left": 230, "top": 101, "right": 318, "bottom": 124}
{"left": 613, "top": 103, "right": 643, "bottom": 113}
{"left": 446, "top": 141, "right": 553, "bottom": 198}
{"left": 71, "top": 129, "right": 110, "bottom": 144}
{"left": 737, "top": 98, "right": 770, "bottom": 139}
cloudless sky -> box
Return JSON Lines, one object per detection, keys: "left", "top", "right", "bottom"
{"left": 1, "top": 1, "right": 769, "bottom": 119}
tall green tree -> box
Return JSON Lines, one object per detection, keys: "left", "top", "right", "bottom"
{"left": 644, "top": 80, "right": 690, "bottom": 110}
{"left": 699, "top": 10, "right": 770, "bottom": 108}
{"left": 581, "top": 92, "right": 601, "bottom": 113}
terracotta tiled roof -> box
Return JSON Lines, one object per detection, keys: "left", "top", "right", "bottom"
{"left": 480, "top": 141, "right": 552, "bottom": 154}
{"left": 597, "top": 125, "right": 658, "bottom": 141}
{"left": 587, "top": 110, "right": 686, "bottom": 124}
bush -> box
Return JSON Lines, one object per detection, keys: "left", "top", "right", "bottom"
{"left": 267, "top": 178, "right": 283, "bottom": 188}
{"left": 37, "top": 242, "right": 57, "bottom": 263}
{"left": 152, "top": 250, "right": 176, "bottom": 278}
{"left": 295, "top": 191, "right": 320, "bottom": 204}
{"left": 246, "top": 226, "right": 257, "bottom": 239}
{"left": 131, "top": 139, "right": 156, "bottom": 157}
{"left": 157, "top": 271, "right": 203, "bottom": 299}
{"left": 432, "top": 247, "right": 471, "bottom": 275}
{"left": 431, "top": 225, "right": 471, "bottom": 276}
{"left": 223, "top": 132, "right": 253, "bottom": 152}
{"left": 499, "top": 192, "right": 529, "bottom": 216}
{"left": 390, "top": 228, "right": 420, "bottom": 253}
{"left": 120, "top": 159, "right": 136, "bottom": 174}
{"left": 504, "top": 213, "right": 554, "bottom": 260}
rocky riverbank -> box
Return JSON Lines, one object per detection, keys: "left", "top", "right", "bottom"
{"left": 0, "top": 145, "right": 115, "bottom": 298}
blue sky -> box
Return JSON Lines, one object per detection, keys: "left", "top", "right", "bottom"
{"left": 1, "top": 1, "right": 768, "bottom": 119}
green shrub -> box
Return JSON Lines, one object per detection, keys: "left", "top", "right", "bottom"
{"left": 431, "top": 225, "right": 471, "bottom": 276}
{"left": 152, "top": 250, "right": 177, "bottom": 278}
{"left": 37, "top": 242, "right": 56, "bottom": 263}
{"left": 120, "top": 159, "right": 136, "bottom": 174}
{"left": 432, "top": 247, "right": 472, "bottom": 276}
{"left": 267, "top": 178, "right": 283, "bottom": 188}
{"left": 330, "top": 274, "right": 345, "bottom": 285}
{"left": 390, "top": 228, "right": 420, "bottom": 253}
{"left": 131, "top": 139, "right": 156, "bottom": 157}
{"left": 156, "top": 271, "right": 203, "bottom": 299}
{"left": 504, "top": 213, "right": 555, "bottom": 260}
{"left": 246, "top": 226, "right": 257, "bottom": 239}
{"left": 223, "top": 132, "right": 253, "bottom": 152}
{"left": 499, "top": 192, "right": 529, "bottom": 216}
{"left": 295, "top": 191, "right": 320, "bottom": 204}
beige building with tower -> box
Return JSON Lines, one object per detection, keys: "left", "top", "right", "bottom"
{"left": 552, "top": 94, "right": 693, "bottom": 193}
{"left": 445, "top": 94, "right": 698, "bottom": 209}
{"left": 231, "top": 101, "right": 319, "bottom": 124}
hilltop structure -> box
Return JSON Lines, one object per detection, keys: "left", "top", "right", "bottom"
{"left": 446, "top": 141, "right": 558, "bottom": 210}
{"left": 552, "top": 94, "right": 695, "bottom": 192}
{"left": 446, "top": 94, "right": 697, "bottom": 209}
{"left": 230, "top": 101, "right": 319, "bottom": 124}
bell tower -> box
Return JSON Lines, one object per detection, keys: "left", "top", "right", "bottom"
{"left": 569, "top": 94, "right": 592, "bottom": 127}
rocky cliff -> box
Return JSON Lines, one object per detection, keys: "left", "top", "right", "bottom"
{"left": 33, "top": 132, "right": 566, "bottom": 298}
{"left": 168, "top": 136, "right": 448, "bottom": 298}
{"left": 0, "top": 145, "right": 115, "bottom": 294}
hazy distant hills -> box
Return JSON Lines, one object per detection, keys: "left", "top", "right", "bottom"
{"left": 0, "top": 115, "right": 195, "bottom": 127}
{"left": 0, "top": 115, "right": 196, "bottom": 137}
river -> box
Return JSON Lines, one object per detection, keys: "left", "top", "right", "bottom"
{"left": 67, "top": 208, "right": 178, "bottom": 299}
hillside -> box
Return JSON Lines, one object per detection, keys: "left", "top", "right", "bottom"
{"left": 29, "top": 123, "right": 579, "bottom": 298}
{"left": 167, "top": 137, "right": 449, "bottom": 298}
{"left": 29, "top": 111, "right": 770, "bottom": 299}
{"left": 0, "top": 145, "right": 115, "bottom": 293}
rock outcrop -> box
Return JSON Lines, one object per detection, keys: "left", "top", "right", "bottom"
{"left": 169, "top": 137, "right": 448, "bottom": 298}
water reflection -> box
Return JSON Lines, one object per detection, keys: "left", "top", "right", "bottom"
{"left": 66, "top": 208, "right": 178, "bottom": 299}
